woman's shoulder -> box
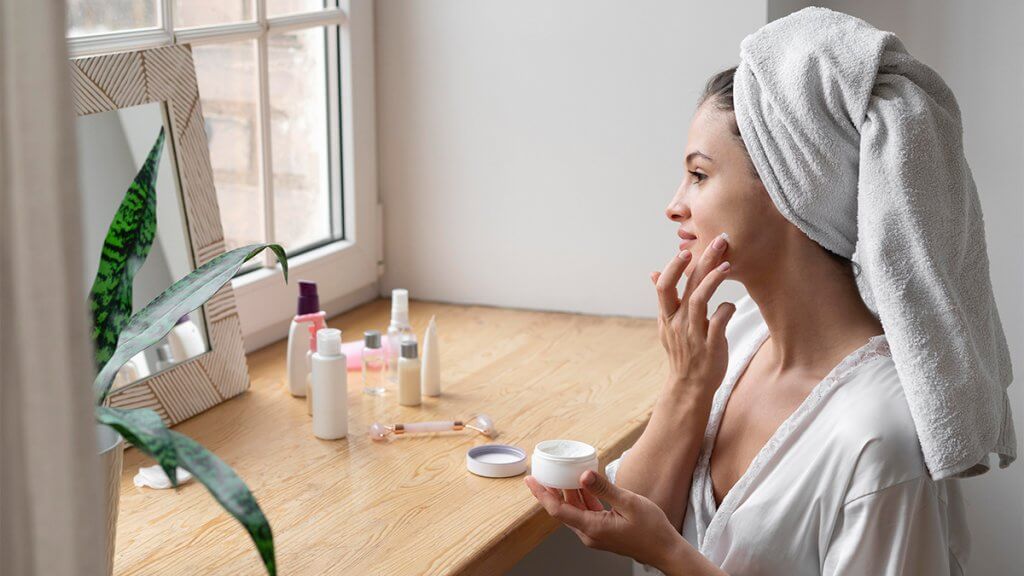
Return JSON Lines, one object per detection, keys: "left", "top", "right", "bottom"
{"left": 825, "top": 350, "right": 933, "bottom": 501}
{"left": 721, "top": 293, "right": 931, "bottom": 496}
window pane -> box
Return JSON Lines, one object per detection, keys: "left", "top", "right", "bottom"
{"left": 67, "top": 0, "right": 158, "bottom": 37}
{"left": 175, "top": 0, "right": 253, "bottom": 28}
{"left": 268, "top": 27, "right": 333, "bottom": 253}
{"left": 266, "top": 0, "right": 327, "bottom": 18}
{"left": 192, "top": 41, "right": 266, "bottom": 253}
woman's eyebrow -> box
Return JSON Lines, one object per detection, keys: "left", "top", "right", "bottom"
{"left": 686, "top": 150, "right": 714, "bottom": 163}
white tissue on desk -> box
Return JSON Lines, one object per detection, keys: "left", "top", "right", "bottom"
{"left": 133, "top": 464, "right": 194, "bottom": 489}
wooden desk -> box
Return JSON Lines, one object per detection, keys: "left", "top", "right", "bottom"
{"left": 114, "top": 299, "right": 664, "bottom": 575}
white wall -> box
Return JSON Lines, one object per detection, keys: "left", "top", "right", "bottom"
{"left": 377, "top": 0, "right": 765, "bottom": 317}
{"left": 378, "top": 1, "right": 1023, "bottom": 573}
{"left": 766, "top": 2, "right": 1024, "bottom": 574}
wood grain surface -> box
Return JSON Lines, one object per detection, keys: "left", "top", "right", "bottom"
{"left": 114, "top": 299, "right": 664, "bottom": 575}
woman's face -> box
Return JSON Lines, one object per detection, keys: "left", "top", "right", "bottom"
{"left": 665, "top": 101, "right": 779, "bottom": 277}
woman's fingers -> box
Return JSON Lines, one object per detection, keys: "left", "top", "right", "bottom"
{"left": 655, "top": 250, "right": 692, "bottom": 316}
{"left": 680, "top": 235, "right": 729, "bottom": 339}
{"left": 580, "top": 488, "right": 604, "bottom": 511}
{"left": 564, "top": 489, "right": 587, "bottom": 510}
{"left": 687, "top": 259, "right": 731, "bottom": 336}
{"left": 708, "top": 301, "right": 738, "bottom": 344}
{"left": 681, "top": 233, "right": 728, "bottom": 307}
{"left": 524, "top": 476, "right": 595, "bottom": 532}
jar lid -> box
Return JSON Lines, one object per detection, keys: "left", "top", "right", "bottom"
{"left": 466, "top": 444, "right": 528, "bottom": 478}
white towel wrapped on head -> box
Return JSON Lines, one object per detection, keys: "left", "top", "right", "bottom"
{"left": 732, "top": 6, "right": 1015, "bottom": 480}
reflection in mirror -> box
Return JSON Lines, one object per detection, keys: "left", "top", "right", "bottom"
{"left": 76, "top": 102, "right": 210, "bottom": 390}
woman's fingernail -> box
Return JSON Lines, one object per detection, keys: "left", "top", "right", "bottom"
{"left": 713, "top": 233, "right": 728, "bottom": 250}
{"left": 677, "top": 249, "right": 691, "bottom": 260}
{"left": 718, "top": 261, "right": 731, "bottom": 272}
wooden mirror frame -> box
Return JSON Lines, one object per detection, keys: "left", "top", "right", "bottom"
{"left": 71, "top": 44, "right": 250, "bottom": 425}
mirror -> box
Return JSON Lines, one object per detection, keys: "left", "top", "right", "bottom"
{"left": 76, "top": 102, "right": 210, "bottom": 390}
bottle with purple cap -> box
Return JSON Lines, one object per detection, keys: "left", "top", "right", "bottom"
{"left": 286, "top": 280, "right": 326, "bottom": 398}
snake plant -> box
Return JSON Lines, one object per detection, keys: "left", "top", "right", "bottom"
{"left": 89, "top": 128, "right": 284, "bottom": 575}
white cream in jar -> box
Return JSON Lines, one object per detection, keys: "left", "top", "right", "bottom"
{"left": 531, "top": 439, "right": 599, "bottom": 489}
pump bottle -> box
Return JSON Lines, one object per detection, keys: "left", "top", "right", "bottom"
{"left": 286, "top": 281, "right": 326, "bottom": 397}
{"left": 386, "top": 289, "right": 413, "bottom": 383}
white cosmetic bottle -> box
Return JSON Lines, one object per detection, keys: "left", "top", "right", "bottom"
{"left": 112, "top": 350, "right": 151, "bottom": 390}
{"left": 398, "top": 339, "right": 421, "bottom": 407}
{"left": 287, "top": 281, "right": 326, "bottom": 397}
{"left": 167, "top": 314, "right": 205, "bottom": 363}
{"left": 386, "top": 289, "right": 413, "bottom": 383}
{"left": 312, "top": 328, "right": 348, "bottom": 440}
{"left": 421, "top": 315, "right": 441, "bottom": 397}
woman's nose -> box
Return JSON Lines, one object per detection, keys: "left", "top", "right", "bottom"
{"left": 665, "top": 198, "right": 687, "bottom": 222}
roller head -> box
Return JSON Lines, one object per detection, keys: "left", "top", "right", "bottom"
{"left": 369, "top": 422, "right": 390, "bottom": 441}
{"left": 468, "top": 413, "right": 496, "bottom": 437}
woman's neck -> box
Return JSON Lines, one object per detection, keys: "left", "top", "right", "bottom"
{"left": 742, "top": 247, "right": 883, "bottom": 376}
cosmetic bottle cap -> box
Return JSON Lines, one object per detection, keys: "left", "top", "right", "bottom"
{"left": 364, "top": 330, "right": 381, "bottom": 349}
{"left": 391, "top": 288, "right": 409, "bottom": 324}
{"left": 400, "top": 339, "right": 418, "bottom": 359}
{"left": 317, "top": 328, "right": 342, "bottom": 357}
{"left": 297, "top": 281, "right": 320, "bottom": 315}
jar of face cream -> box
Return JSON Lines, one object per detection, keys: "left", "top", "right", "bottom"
{"left": 531, "top": 439, "right": 599, "bottom": 489}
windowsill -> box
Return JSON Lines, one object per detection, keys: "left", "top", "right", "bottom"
{"left": 231, "top": 238, "right": 380, "bottom": 353}
{"left": 231, "top": 238, "right": 357, "bottom": 292}
{"left": 113, "top": 298, "right": 661, "bottom": 574}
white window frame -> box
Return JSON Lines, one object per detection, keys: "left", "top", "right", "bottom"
{"left": 68, "top": 0, "right": 382, "bottom": 352}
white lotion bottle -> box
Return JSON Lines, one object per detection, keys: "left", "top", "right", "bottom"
{"left": 112, "top": 350, "right": 151, "bottom": 390}
{"left": 167, "top": 314, "right": 205, "bottom": 362}
{"left": 421, "top": 315, "right": 441, "bottom": 397}
{"left": 287, "top": 281, "right": 325, "bottom": 397}
{"left": 398, "top": 339, "right": 421, "bottom": 407}
{"left": 312, "top": 328, "right": 348, "bottom": 440}
{"left": 386, "top": 288, "right": 413, "bottom": 383}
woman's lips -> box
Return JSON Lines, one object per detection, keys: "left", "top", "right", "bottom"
{"left": 678, "top": 230, "right": 697, "bottom": 250}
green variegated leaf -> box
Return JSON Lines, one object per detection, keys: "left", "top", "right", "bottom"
{"left": 89, "top": 128, "right": 166, "bottom": 372}
{"left": 95, "top": 408, "right": 276, "bottom": 575}
{"left": 169, "top": 430, "right": 275, "bottom": 575}
{"left": 93, "top": 243, "right": 287, "bottom": 404}
{"left": 95, "top": 406, "right": 177, "bottom": 486}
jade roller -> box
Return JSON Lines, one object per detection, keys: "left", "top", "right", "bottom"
{"left": 369, "top": 413, "right": 496, "bottom": 441}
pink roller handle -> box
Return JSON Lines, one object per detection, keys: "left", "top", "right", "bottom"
{"left": 401, "top": 420, "right": 456, "bottom": 434}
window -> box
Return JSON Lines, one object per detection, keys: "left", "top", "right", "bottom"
{"left": 67, "top": 0, "right": 382, "bottom": 351}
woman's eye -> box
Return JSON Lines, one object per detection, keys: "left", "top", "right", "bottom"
{"left": 689, "top": 170, "right": 706, "bottom": 184}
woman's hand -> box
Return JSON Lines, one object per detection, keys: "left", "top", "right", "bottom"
{"left": 524, "top": 470, "right": 687, "bottom": 570}
{"left": 651, "top": 233, "right": 736, "bottom": 401}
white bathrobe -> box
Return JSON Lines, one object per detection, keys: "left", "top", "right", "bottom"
{"left": 606, "top": 293, "right": 970, "bottom": 575}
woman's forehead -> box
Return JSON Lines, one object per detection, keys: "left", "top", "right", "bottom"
{"left": 685, "top": 106, "right": 742, "bottom": 163}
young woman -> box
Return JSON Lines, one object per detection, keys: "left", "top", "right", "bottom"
{"left": 524, "top": 62, "right": 971, "bottom": 576}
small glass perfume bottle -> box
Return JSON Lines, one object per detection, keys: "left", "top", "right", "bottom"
{"left": 362, "top": 330, "right": 386, "bottom": 396}
{"left": 386, "top": 289, "right": 413, "bottom": 383}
